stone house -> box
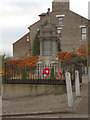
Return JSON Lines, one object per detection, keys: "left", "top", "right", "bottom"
{"left": 13, "top": 32, "right": 31, "bottom": 59}
{"left": 13, "top": 0, "right": 89, "bottom": 59}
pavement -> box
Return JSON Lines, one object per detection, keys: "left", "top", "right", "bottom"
{"left": 2, "top": 74, "right": 88, "bottom": 118}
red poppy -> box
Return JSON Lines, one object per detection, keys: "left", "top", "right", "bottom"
{"left": 59, "top": 69, "right": 63, "bottom": 76}
{"left": 42, "top": 68, "right": 50, "bottom": 75}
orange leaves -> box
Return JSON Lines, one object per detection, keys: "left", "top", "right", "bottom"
{"left": 77, "top": 44, "right": 87, "bottom": 58}
{"left": 7, "top": 56, "right": 39, "bottom": 75}
{"left": 24, "top": 56, "right": 39, "bottom": 67}
{"left": 57, "top": 52, "right": 73, "bottom": 63}
{"left": 2, "top": 67, "right": 5, "bottom": 76}
{"left": 8, "top": 44, "right": 87, "bottom": 66}
{"left": 76, "top": 52, "right": 80, "bottom": 56}
{"left": 58, "top": 44, "right": 87, "bottom": 63}
{"left": 8, "top": 56, "right": 39, "bottom": 68}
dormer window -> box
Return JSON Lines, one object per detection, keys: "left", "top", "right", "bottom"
{"left": 27, "top": 36, "right": 29, "bottom": 41}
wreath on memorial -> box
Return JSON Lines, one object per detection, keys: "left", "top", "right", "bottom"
{"left": 57, "top": 69, "right": 64, "bottom": 79}
{"left": 42, "top": 67, "right": 64, "bottom": 79}
{"left": 42, "top": 68, "right": 50, "bottom": 77}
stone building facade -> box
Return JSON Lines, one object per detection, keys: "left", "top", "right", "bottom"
{"left": 13, "top": 0, "right": 89, "bottom": 59}
{"left": 13, "top": 32, "right": 31, "bottom": 59}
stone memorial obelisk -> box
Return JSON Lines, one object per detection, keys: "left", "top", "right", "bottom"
{"left": 38, "top": 8, "right": 60, "bottom": 66}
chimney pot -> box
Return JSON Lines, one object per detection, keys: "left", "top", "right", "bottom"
{"left": 47, "top": 8, "right": 50, "bottom": 14}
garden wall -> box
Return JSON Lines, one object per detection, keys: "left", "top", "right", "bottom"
{"left": 2, "top": 84, "right": 75, "bottom": 99}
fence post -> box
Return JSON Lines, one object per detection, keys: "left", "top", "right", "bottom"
{"left": 65, "top": 72, "right": 73, "bottom": 107}
{"left": 88, "top": 66, "right": 90, "bottom": 82}
{"left": 4, "top": 62, "right": 7, "bottom": 83}
{"left": 74, "top": 63, "right": 82, "bottom": 83}
{"left": 73, "top": 63, "right": 77, "bottom": 81}
{"left": 75, "top": 70, "right": 80, "bottom": 97}
{"left": 85, "top": 66, "right": 87, "bottom": 74}
{"left": 78, "top": 64, "right": 82, "bottom": 83}
{"left": 38, "top": 64, "right": 39, "bottom": 80}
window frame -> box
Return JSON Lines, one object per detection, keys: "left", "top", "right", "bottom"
{"left": 57, "top": 17, "right": 63, "bottom": 25}
{"left": 27, "top": 53, "right": 29, "bottom": 57}
{"left": 27, "top": 36, "right": 29, "bottom": 41}
{"left": 81, "top": 27, "right": 87, "bottom": 40}
{"left": 57, "top": 28, "right": 62, "bottom": 38}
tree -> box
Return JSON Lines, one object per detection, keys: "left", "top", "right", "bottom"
{"left": 57, "top": 38, "right": 61, "bottom": 52}
{"left": 1, "top": 53, "right": 12, "bottom": 66}
{"left": 32, "top": 30, "right": 40, "bottom": 56}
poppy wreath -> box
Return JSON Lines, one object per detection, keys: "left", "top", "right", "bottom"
{"left": 56, "top": 69, "right": 64, "bottom": 79}
{"left": 58, "top": 69, "right": 63, "bottom": 76}
{"left": 42, "top": 68, "right": 50, "bottom": 76}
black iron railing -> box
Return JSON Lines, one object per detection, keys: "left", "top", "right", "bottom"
{"left": 2, "top": 62, "right": 82, "bottom": 84}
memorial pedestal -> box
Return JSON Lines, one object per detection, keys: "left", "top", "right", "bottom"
{"left": 35, "top": 11, "right": 61, "bottom": 78}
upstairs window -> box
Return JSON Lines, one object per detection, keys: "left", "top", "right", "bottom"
{"left": 57, "top": 28, "right": 62, "bottom": 38}
{"left": 81, "top": 27, "right": 87, "bottom": 40}
{"left": 27, "top": 36, "right": 29, "bottom": 41}
{"left": 27, "top": 53, "right": 29, "bottom": 57}
{"left": 57, "top": 17, "right": 63, "bottom": 25}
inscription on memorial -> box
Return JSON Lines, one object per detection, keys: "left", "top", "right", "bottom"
{"left": 43, "top": 40, "right": 52, "bottom": 56}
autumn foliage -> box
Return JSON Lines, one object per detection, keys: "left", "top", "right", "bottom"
{"left": 57, "top": 44, "right": 87, "bottom": 63}
{"left": 2, "top": 56, "right": 39, "bottom": 77}
{"left": 2, "top": 44, "right": 87, "bottom": 78}
{"left": 6, "top": 44, "right": 87, "bottom": 66}
{"left": 8, "top": 56, "right": 39, "bottom": 67}
{"left": 76, "top": 44, "right": 87, "bottom": 58}
{"left": 58, "top": 52, "right": 73, "bottom": 63}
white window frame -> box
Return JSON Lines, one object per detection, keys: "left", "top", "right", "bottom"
{"left": 57, "top": 28, "right": 62, "bottom": 38}
{"left": 81, "top": 27, "right": 87, "bottom": 40}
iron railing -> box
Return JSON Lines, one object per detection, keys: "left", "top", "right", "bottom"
{"left": 2, "top": 62, "right": 82, "bottom": 84}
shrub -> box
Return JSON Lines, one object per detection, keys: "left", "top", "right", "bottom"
{"left": 32, "top": 30, "right": 40, "bottom": 56}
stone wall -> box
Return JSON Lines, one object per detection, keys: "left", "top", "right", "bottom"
{"left": 13, "top": 32, "right": 31, "bottom": 60}
{"left": 2, "top": 84, "right": 75, "bottom": 99}
{"left": 2, "top": 84, "right": 67, "bottom": 99}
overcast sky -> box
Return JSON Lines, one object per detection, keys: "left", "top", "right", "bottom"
{"left": 0, "top": 0, "right": 90, "bottom": 56}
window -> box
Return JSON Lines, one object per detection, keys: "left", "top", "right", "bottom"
{"left": 58, "top": 21, "right": 63, "bottom": 25}
{"left": 27, "top": 53, "right": 29, "bottom": 57}
{"left": 27, "top": 36, "right": 29, "bottom": 41}
{"left": 81, "top": 27, "right": 87, "bottom": 40}
{"left": 57, "top": 29, "right": 62, "bottom": 38}
{"left": 58, "top": 17, "right": 63, "bottom": 21}
{"left": 57, "top": 29, "right": 61, "bottom": 34}
{"left": 37, "top": 29, "right": 39, "bottom": 31}
{"left": 57, "top": 17, "right": 63, "bottom": 25}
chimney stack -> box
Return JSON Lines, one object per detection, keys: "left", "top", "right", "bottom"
{"left": 52, "top": 0, "right": 69, "bottom": 12}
